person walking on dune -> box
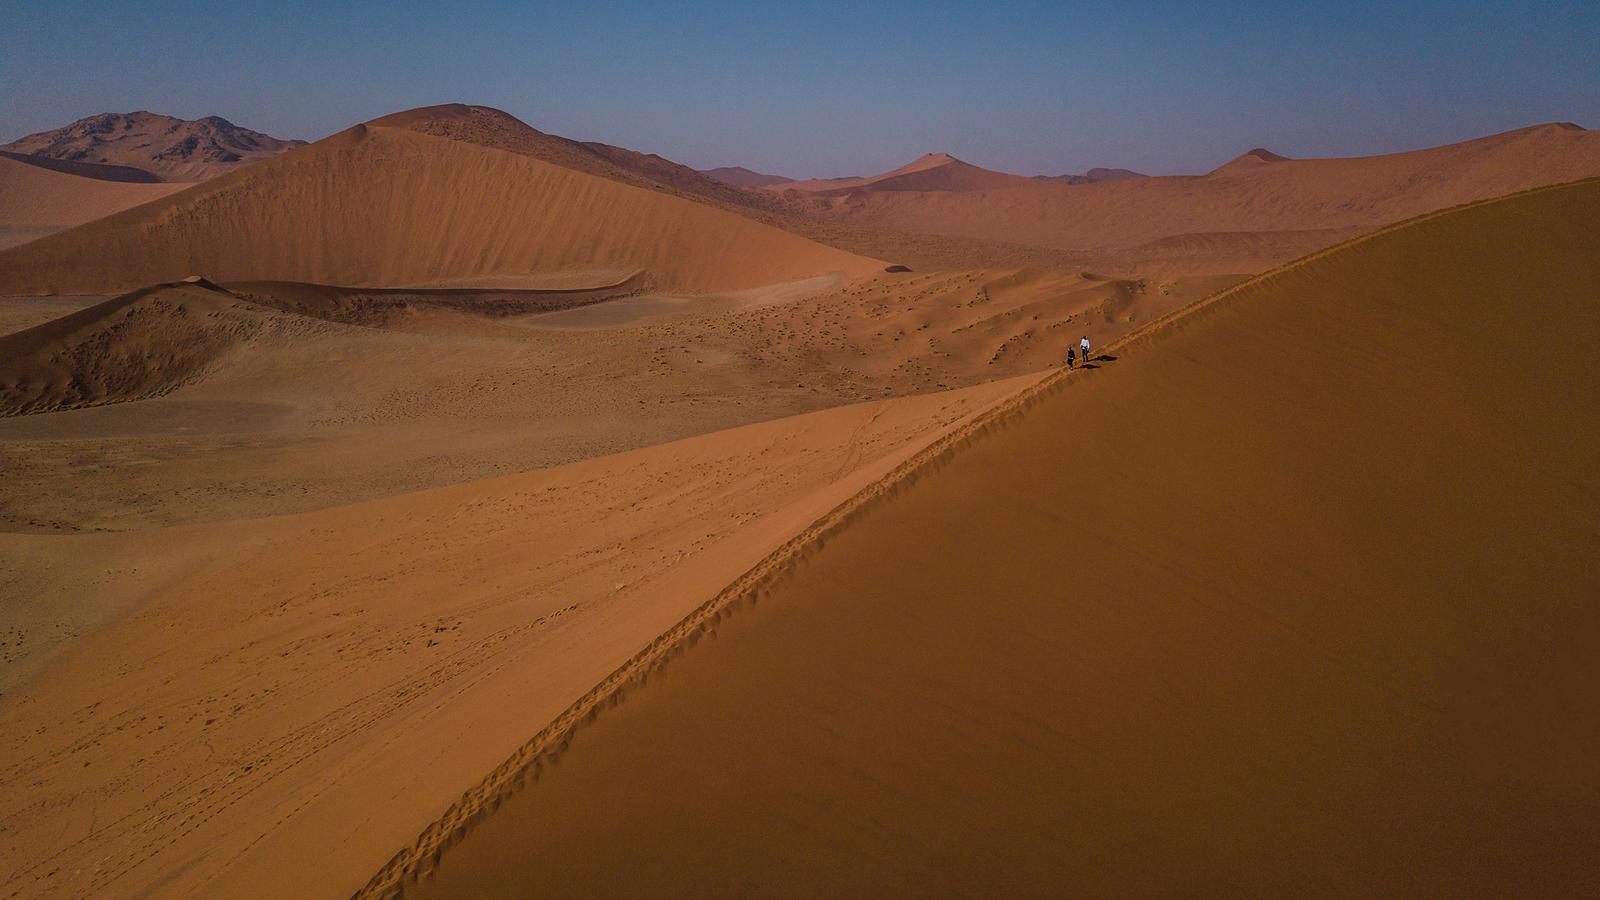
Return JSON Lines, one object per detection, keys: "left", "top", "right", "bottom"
{"left": 1079, "top": 335, "right": 1092, "bottom": 363}
{"left": 1066, "top": 345, "right": 1076, "bottom": 369}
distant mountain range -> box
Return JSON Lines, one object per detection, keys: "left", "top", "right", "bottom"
{"left": 2, "top": 112, "right": 305, "bottom": 182}
{"left": 1033, "top": 167, "right": 1147, "bottom": 184}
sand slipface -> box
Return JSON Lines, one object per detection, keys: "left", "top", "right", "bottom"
{"left": 396, "top": 180, "right": 1600, "bottom": 897}
{"left": 0, "top": 121, "right": 881, "bottom": 296}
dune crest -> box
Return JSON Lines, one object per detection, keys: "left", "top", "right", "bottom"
{"left": 389, "top": 178, "right": 1600, "bottom": 897}
{"left": 779, "top": 151, "right": 1036, "bottom": 194}
{"left": 802, "top": 122, "right": 1600, "bottom": 251}
{"left": 0, "top": 120, "right": 881, "bottom": 295}
{"left": 1211, "top": 146, "right": 1290, "bottom": 172}
{"left": 0, "top": 280, "right": 259, "bottom": 415}
{"left": 369, "top": 103, "right": 766, "bottom": 211}
{"left": 0, "top": 155, "right": 190, "bottom": 250}
{"left": 700, "top": 165, "right": 794, "bottom": 188}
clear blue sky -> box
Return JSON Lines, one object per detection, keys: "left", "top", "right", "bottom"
{"left": 2, "top": 0, "right": 1596, "bottom": 176}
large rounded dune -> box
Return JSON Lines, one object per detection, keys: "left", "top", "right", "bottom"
{"left": 0, "top": 112, "right": 881, "bottom": 295}
{"left": 395, "top": 178, "right": 1600, "bottom": 897}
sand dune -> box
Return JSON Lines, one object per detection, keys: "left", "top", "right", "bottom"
{"left": 779, "top": 152, "right": 1036, "bottom": 194}
{"left": 0, "top": 149, "right": 163, "bottom": 183}
{"left": 0, "top": 266, "right": 1234, "bottom": 534}
{"left": 2, "top": 111, "right": 305, "bottom": 182}
{"left": 0, "top": 371, "right": 1037, "bottom": 898}
{"left": 344, "top": 109, "right": 1280, "bottom": 276}
{"left": 0, "top": 279, "right": 263, "bottom": 415}
{"left": 0, "top": 118, "right": 881, "bottom": 295}
{"left": 394, "top": 179, "right": 1600, "bottom": 897}
{"left": 701, "top": 165, "right": 794, "bottom": 188}
{"left": 1210, "top": 146, "right": 1293, "bottom": 172}
{"left": 5, "top": 90, "right": 1596, "bottom": 900}
{"left": 224, "top": 274, "right": 648, "bottom": 328}
{"left": 806, "top": 123, "right": 1600, "bottom": 250}
{"left": 369, "top": 104, "right": 769, "bottom": 212}
{"left": 0, "top": 275, "right": 661, "bottom": 417}
{"left": 0, "top": 154, "right": 189, "bottom": 243}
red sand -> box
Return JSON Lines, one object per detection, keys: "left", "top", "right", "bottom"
{"left": 395, "top": 180, "right": 1600, "bottom": 897}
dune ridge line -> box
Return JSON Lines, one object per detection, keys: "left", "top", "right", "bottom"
{"left": 352, "top": 176, "right": 1595, "bottom": 898}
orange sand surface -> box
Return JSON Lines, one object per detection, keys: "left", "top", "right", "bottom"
{"left": 0, "top": 155, "right": 189, "bottom": 248}
{"left": 0, "top": 373, "right": 1035, "bottom": 898}
{"left": 804, "top": 123, "right": 1600, "bottom": 252}
{"left": 4, "top": 97, "right": 1598, "bottom": 900}
{"left": 0, "top": 124, "right": 880, "bottom": 296}
{"left": 400, "top": 180, "right": 1600, "bottom": 897}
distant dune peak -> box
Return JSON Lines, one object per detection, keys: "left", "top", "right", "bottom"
{"left": 366, "top": 102, "right": 523, "bottom": 130}
{"left": 779, "top": 151, "right": 1035, "bottom": 194}
{"left": 1239, "top": 147, "right": 1290, "bottom": 163}
{"left": 1210, "top": 147, "right": 1292, "bottom": 174}
{"left": 364, "top": 103, "right": 777, "bottom": 212}
{"left": 890, "top": 152, "right": 970, "bottom": 175}
{"left": 0, "top": 115, "right": 880, "bottom": 295}
{"left": 701, "top": 165, "right": 794, "bottom": 188}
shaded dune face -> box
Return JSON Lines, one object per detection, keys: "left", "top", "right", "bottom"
{"left": 0, "top": 281, "right": 262, "bottom": 415}
{"left": 0, "top": 124, "right": 880, "bottom": 296}
{"left": 399, "top": 180, "right": 1600, "bottom": 897}
{"left": 0, "top": 275, "right": 659, "bottom": 418}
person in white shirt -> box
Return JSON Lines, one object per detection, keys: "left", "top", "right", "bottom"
{"left": 1079, "top": 335, "right": 1092, "bottom": 363}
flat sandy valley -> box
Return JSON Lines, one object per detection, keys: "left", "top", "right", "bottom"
{"left": 2, "top": 90, "right": 1599, "bottom": 898}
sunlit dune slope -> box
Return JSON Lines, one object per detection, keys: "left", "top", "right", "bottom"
{"left": 406, "top": 179, "right": 1600, "bottom": 898}
{"left": 0, "top": 372, "right": 1037, "bottom": 899}
{"left": 813, "top": 123, "right": 1600, "bottom": 250}
{"left": 0, "top": 154, "right": 189, "bottom": 238}
{"left": 0, "top": 121, "right": 881, "bottom": 295}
